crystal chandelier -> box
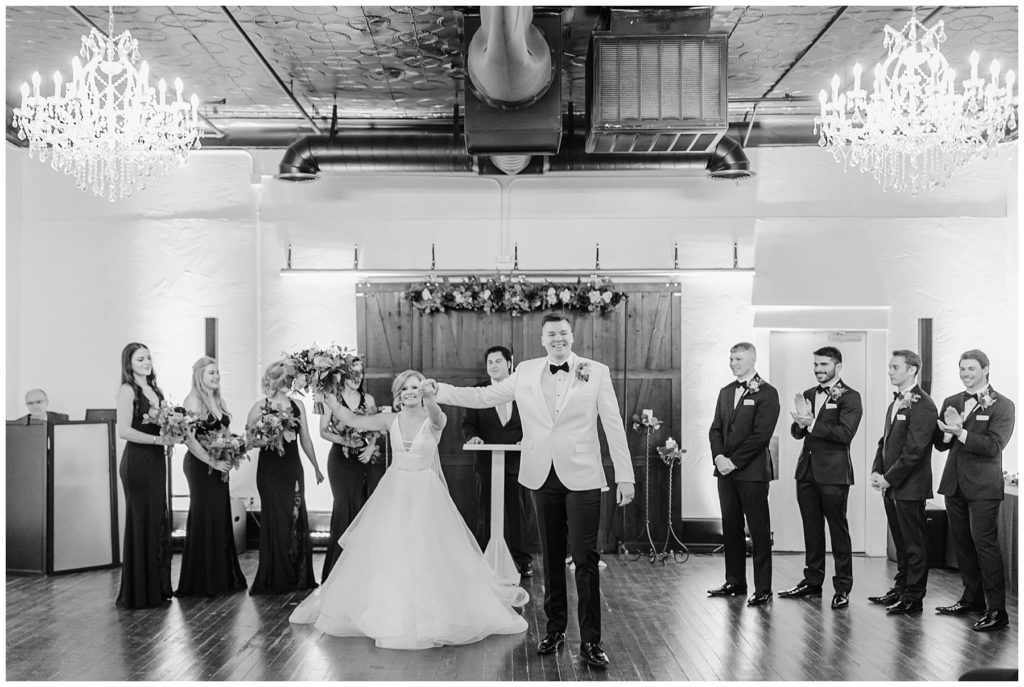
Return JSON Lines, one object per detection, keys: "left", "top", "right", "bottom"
{"left": 814, "top": 11, "right": 1017, "bottom": 195}
{"left": 12, "top": 8, "right": 202, "bottom": 202}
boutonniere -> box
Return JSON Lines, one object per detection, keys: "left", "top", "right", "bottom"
{"left": 895, "top": 390, "right": 921, "bottom": 411}
{"left": 826, "top": 384, "right": 848, "bottom": 402}
{"left": 575, "top": 361, "right": 591, "bottom": 383}
{"left": 745, "top": 375, "right": 763, "bottom": 394}
{"left": 978, "top": 389, "right": 997, "bottom": 410}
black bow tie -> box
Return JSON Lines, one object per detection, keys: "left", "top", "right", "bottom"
{"left": 893, "top": 391, "right": 902, "bottom": 401}
{"left": 964, "top": 392, "right": 979, "bottom": 403}
{"left": 816, "top": 385, "right": 830, "bottom": 394}
{"left": 549, "top": 362, "right": 570, "bottom": 374}
{"left": 734, "top": 380, "right": 745, "bottom": 390}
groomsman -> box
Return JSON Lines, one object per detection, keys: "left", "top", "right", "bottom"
{"left": 868, "top": 350, "right": 936, "bottom": 615}
{"left": 430, "top": 313, "right": 635, "bottom": 669}
{"left": 708, "top": 342, "right": 780, "bottom": 607}
{"left": 462, "top": 345, "right": 533, "bottom": 577}
{"left": 780, "top": 346, "right": 863, "bottom": 610}
{"left": 934, "top": 349, "right": 1016, "bottom": 632}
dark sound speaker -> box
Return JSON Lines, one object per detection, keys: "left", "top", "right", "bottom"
{"left": 918, "top": 318, "right": 933, "bottom": 395}
{"left": 925, "top": 507, "right": 948, "bottom": 569}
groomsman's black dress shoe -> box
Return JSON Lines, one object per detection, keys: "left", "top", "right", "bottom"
{"left": 707, "top": 583, "right": 747, "bottom": 597}
{"left": 831, "top": 591, "right": 850, "bottom": 609}
{"left": 935, "top": 600, "right": 986, "bottom": 616}
{"left": 885, "top": 598, "right": 923, "bottom": 615}
{"left": 972, "top": 609, "right": 1009, "bottom": 632}
{"left": 536, "top": 631, "right": 565, "bottom": 655}
{"left": 519, "top": 562, "right": 534, "bottom": 578}
{"left": 779, "top": 583, "right": 822, "bottom": 598}
{"left": 746, "top": 591, "right": 772, "bottom": 607}
{"left": 579, "top": 643, "right": 610, "bottom": 669}
{"left": 868, "top": 590, "right": 901, "bottom": 606}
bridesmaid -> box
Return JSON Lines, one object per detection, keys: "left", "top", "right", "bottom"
{"left": 320, "top": 357, "right": 381, "bottom": 580}
{"left": 115, "top": 342, "right": 175, "bottom": 609}
{"left": 175, "top": 356, "right": 247, "bottom": 597}
{"left": 248, "top": 360, "right": 324, "bottom": 595}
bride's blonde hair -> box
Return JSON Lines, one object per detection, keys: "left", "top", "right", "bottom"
{"left": 391, "top": 369, "right": 424, "bottom": 411}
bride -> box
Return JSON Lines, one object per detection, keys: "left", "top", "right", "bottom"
{"left": 289, "top": 369, "right": 528, "bottom": 649}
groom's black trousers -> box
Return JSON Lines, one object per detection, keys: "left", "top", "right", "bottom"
{"left": 532, "top": 467, "right": 603, "bottom": 644}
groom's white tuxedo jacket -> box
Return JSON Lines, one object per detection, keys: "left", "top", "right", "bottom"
{"left": 437, "top": 355, "right": 634, "bottom": 491}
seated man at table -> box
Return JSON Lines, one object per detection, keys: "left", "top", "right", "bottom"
{"left": 17, "top": 389, "right": 69, "bottom": 424}
{"left": 462, "top": 345, "right": 534, "bottom": 577}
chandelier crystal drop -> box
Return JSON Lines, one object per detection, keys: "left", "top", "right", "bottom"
{"left": 814, "top": 12, "right": 1017, "bottom": 195}
{"left": 12, "top": 10, "right": 202, "bottom": 202}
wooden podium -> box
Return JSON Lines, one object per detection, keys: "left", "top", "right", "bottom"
{"left": 463, "top": 443, "right": 521, "bottom": 585}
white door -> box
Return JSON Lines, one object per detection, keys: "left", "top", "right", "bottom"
{"left": 769, "top": 331, "right": 869, "bottom": 552}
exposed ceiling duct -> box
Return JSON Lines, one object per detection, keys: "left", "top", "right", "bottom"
{"left": 275, "top": 129, "right": 751, "bottom": 181}
{"left": 467, "top": 6, "right": 554, "bottom": 108}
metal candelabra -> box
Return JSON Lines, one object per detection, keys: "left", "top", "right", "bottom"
{"left": 622, "top": 427, "right": 688, "bottom": 564}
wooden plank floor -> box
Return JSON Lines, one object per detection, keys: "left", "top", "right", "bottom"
{"left": 6, "top": 551, "right": 1017, "bottom": 681}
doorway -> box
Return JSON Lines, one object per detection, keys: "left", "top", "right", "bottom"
{"left": 769, "top": 330, "right": 870, "bottom": 552}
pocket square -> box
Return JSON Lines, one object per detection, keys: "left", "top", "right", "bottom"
{"left": 825, "top": 403, "right": 838, "bottom": 409}
{"left": 896, "top": 414, "right": 907, "bottom": 421}
{"left": 743, "top": 399, "right": 755, "bottom": 406}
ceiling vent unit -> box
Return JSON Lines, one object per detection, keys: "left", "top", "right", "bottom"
{"left": 588, "top": 34, "right": 729, "bottom": 154}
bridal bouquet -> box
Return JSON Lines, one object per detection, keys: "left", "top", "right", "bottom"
{"left": 244, "top": 404, "right": 300, "bottom": 456}
{"left": 285, "top": 344, "right": 361, "bottom": 412}
{"left": 143, "top": 401, "right": 199, "bottom": 443}
{"left": 200, "top": 426, "right": 249, "bottom": 482}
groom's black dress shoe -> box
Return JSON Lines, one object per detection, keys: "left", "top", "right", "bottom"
{"left": 778, "top": 583, "right": 822, "bottom": 599}
{"left": 746, "top": 591, "right": 772, "bottom": 607}
{"left": 885, "top": 598, "right": 923, "bottom": 615}
{"left": 831, "top": 591, "right": 850, "bottom": 609}
{"left": 868, "top": 590, "right": 901, "bottom": 606}
{"left": 707, "top": 583, "right": 747, "bottom": 597}
{"left": 936, "top": 600, "right": 985, "bottom": 616}
{"left": 537, "top": 631, "right": 565, "bottom": 655}
{"left": 580, "top": 643, "right": 610, "bottom": 669}
{"left": 972, "top": 609, "right": 1009, "bottom": 632}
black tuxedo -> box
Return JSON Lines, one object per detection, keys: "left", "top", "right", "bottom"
{"left": 936, "top": 386, "right": 1016, "bottom": 611}
{"left": 789, "top": 380, "right": 862, "bottom": 592}
{"left": 708, "top": 375, "right": 780, "bottom": 593}
{"left": 461, "top": 380, "right": 531, "bottom": 569}
{"left": 871, "top": 385, "right": 936, "bottom": 601}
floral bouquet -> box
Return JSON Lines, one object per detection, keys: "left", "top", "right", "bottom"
{"left": 285, "top": 344, "right": 361, "bottom": 413}
{"left": 142, "top": 401, "right": 199, "bottom": 443}
{"left": 200, "top": 426, "right": 249, "bottom": 482}
{"left": 244, "top": 403, "right": 300, "bottom": 456}
{"left": 656, "top": 437, "right": 687, "bottom": 467}
{"left": 329, "top": 407, "right": 382, "bottom": 464}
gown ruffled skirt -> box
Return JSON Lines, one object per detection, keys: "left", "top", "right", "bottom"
{"left": 290, "top": 417, "right": 528, "bottom": 649}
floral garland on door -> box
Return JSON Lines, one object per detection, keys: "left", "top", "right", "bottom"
{"left": 404, "top": 276, "right": 626, "bottom": 316}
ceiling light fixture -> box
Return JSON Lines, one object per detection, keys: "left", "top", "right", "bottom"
{"left": 814, "top": 11, "right": 1017, "bottom": 195}
{"left": 11, "top": 6, "right": 202, "bottom": 201}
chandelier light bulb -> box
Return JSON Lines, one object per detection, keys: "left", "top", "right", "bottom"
{"left": 158, "top": 78, "right": 167, "bottom": 106}
{"left": 814, "top": 15, "right": 1018, "bottom": 195}
{"left": 174, "top": 77, "right": 183, "bottom": 103}
{"left": 20, "top": 83, "right": 29, "bottom": 108}
{"left": 819, "top": 89, "right": 827, "bottom": 117}
{"left": 190, "top": 93, "right": 199, "bottom": 125}
{"left": 140, "top": 61, "right": 149, "bottom": 90}
{"left": 31, "top": 71, "right": 40, "bottom": 97}
{"left": 52, "top": 71, "right": 62, "bottom": 98}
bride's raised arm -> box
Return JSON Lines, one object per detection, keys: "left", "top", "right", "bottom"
{"left": 324, "top": 393, "right": 391, "bottom": 433}
{"left": 420, "top": 380, "right": 447, "bottom": 432}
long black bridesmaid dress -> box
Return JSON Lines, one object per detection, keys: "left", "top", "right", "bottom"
{"left": 116, "top": 390, "right": 173, "bottom": 609}
{"left": 250, "top": 399, "right": 317, "bottom": 595}
{"left": 321, "top": 391, "right": 380, "bottom": 580}
{"left": 175, "top": 413, "right": 247, "bottom": 597}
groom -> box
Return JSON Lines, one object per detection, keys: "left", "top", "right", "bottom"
{"left": 426, "top": 313, "right": 635, "bottom": 669}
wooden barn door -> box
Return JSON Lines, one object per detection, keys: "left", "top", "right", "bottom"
{"left": 356, "top": 281, "right": 681, "bottom": 553}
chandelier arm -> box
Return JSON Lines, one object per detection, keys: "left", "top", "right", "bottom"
{"left": 220, "top": 6, "right": 323, "bottom": 135}
{"left": 757, "top": 6, "right": 847, "bottom": 100}
{"left": 68, "top": 6, "right": 107, "bottom": 36}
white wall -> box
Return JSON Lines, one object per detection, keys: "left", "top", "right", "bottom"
{"left": 6, "top": 141, "right": 1018, "bottom": 517}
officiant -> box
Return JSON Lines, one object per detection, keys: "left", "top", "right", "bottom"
{"left": 462, "top": 345, "right": 534, "bottom": 578}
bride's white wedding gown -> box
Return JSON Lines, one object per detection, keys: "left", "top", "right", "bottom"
{"left": 289, "top": 414, "right": 528, "bottom": 649}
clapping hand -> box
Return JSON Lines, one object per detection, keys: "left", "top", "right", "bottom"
{"left": 937, "top": 406, "right": 964, "bottom": 435}
{"left": 790, "top": 394, "right": 814, "bottom": 427}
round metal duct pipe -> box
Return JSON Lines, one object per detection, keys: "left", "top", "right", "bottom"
{"left": 276, "top": 130, "right": 475, "bottom": 180}
{"left": 466, "top": 6, "right": 554, "bottom": 109}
